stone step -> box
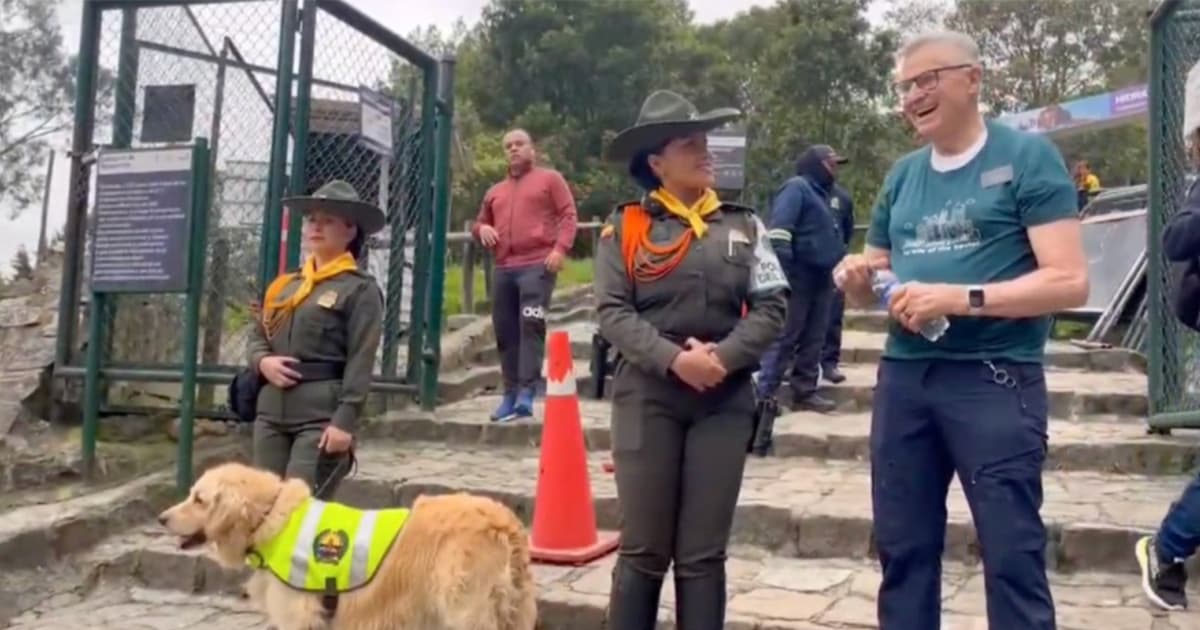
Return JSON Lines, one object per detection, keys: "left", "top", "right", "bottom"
{"left": 236, "top": 442, "right": 1190, "bottom": 576}
{"left": 18, "top": 522, "right": 1193, "bottom": 629}
{"left": 0, "top": 442, "right": 251, "bottom": 573}
{"left": 438, "top": 359, "right": 1149, "bottom": 419}
{"left": 0, "top": 473, "right": 179, "bottom": 572}
{"left": 844, "top": 308, "right": 891, "bottom": 333}
{"left": 471, "top": 320, "right": 1145, "bottom": 374}
{"left": 372, "top": 396, "right": 1197, "bottom": 476}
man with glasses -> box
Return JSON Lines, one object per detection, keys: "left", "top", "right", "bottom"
{"left": 834, "top": 31, "right": 1087, "bottom": 629}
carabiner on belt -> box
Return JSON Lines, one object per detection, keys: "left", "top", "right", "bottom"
{"left": 984, "top": 360, "right": 1017, "bottom": 389}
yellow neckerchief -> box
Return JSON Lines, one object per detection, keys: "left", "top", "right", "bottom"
{"left": 648, "top": 187, "right": 722, "bottom": 238}
{"left": 261, "top": 251, "right": 358, "bottom": 337}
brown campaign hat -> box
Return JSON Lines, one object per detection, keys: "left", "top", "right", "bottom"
{"left": 604, "top": 90, "right": 742, "bottom": 163}
{"left": 282, "top": 180, "right": 386, "bottom": 236}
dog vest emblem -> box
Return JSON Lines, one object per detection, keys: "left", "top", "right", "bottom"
{"left": 247, "top": 498, "right": 410, "bottom": 593}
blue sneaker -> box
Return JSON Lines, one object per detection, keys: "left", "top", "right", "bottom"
{"left": 490, "top": 392, "right": 518, "bottom": 423}
{"left": 513, "top": 388, "right": 535, "bottom": 418}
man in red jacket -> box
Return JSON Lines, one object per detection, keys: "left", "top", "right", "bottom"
{"left": 472, "top": 128, "right": 578, "bottom": 421}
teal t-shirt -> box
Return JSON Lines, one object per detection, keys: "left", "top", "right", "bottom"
{"left": 865, "top": 121, "right": 1078, "bottom": 363}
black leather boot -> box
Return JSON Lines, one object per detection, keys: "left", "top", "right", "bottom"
{"left": 606, "top": 560, "right": 663, "bottom": 630}
{"left": 674, "top": 570, "right": 727, "bottom": 630}
{"left": 749, "top": 397, "right": 779, "bottom": 457}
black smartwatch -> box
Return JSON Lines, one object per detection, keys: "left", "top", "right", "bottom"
{"left": 968, "top": 285, "right": 985, "bottom": 314}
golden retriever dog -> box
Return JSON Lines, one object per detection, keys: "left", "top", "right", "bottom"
{"left": 158, "top": 462, "right": 537, "bottom": 630}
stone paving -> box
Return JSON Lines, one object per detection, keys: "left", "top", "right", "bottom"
{"left": 3, "top": 290, "right": 1184, "bottom": 628}
{"left": 439, "top": 356, "right": 1151, "bottom": 418}
{"left": 10, "top": 527, "right": 1200, "bottom": 630}
{"left": 290, "top": 442, "right": 1187, "bottom": 574}
{"left": 524, "top": 320, "right": 1147, "bottom": 373}
{"left": 391, "top": 395, "right": 1200, "bottom": 476}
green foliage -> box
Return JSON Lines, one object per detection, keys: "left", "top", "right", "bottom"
{"left": 0, "top": 0, "right": 73, "bottom": 213}
{"left": 401, "top": 0, "right": 1152, "bottom": 246}
{"left": 10, "top": 244, "right": 33, "bottom": 281}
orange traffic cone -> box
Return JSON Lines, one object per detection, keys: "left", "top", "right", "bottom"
{"left": 529, "top": 330, "right": 620, "bottom": 565}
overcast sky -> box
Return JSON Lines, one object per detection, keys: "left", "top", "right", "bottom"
{"left": 2, "top": 0, "right": 890, "bottom": 275}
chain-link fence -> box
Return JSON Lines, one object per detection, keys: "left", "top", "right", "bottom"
{"left": 1148, "top": 0, "right": 1200, "bottom": 430}
{"left": 295, "top": 2, "right": 435, "bottom": 383}
{"left": 55, "top": 0, "right": 452, "bottom": 418}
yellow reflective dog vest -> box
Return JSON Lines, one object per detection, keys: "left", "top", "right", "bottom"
{"left": 246, "top": 498, "right": 410, "bottom": 594}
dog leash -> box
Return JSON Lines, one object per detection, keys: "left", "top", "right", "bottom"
{"left": 312, "top": 446, "right": 358, "bottom": 499}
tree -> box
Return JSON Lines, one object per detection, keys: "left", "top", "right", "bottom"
{"left": 947, "top": 0, "right": 1134, "bottom": 114}
{"left": 705, "top": 0, "right": 904, "bottom": 214}
{"left": 460, "top": 0, "right": 696, "bottom": 219}
{"left": 0, "top": 0, "right": 75, "bottom": 215}
{"left": 947, "top": 0, "right": 1155, "bottom": 185}
{"left": 10, "top": 245, "right": 34, "bottom": 281}
{"left": 880, "top": 0, "right": 951, "bottom": 37}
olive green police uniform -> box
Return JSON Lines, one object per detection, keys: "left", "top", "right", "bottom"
{"left": 247, "top": 270, "right": 383, "bottom": 499}
{"left": 595, "top": 198, "right": 788, "bottom": 627}
{"left": 247, "top": 180, "right": 386, "bottom": 501}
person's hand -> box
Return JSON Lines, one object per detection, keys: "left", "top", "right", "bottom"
{"left": 478, "top": 224, "right": 499, "bottom": 248}
{"left": 832, "top": 254, "right": 874, "bottom": 293}
{"left": 670, "top": 344, "right": 726, "bottom": 392}
{"left": 259, "top": 355, "right": 301, "bottom": 388}
{"left": 544, "top": 249, "right": 565, "bottom": 273}
{"left": 684, "top": 337, "right": 718, "bottom": 354}
{"left": 318, "top": 425, "right": 353, "bottom": 454}
{"left": 887, "top": 282, "right": 964, "bottom": 334}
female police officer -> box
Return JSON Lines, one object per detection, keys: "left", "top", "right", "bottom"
{"left": 246, "top": 179, "right": 385, "bottom": 500}
{"left": 594, "top": 90, "right": 788, "bottom": 629}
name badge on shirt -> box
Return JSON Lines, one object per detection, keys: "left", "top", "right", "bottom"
{"left": 981, "top": 164, "right": 1014, "bottom": 188}
{"left": 317, "top": 290, "right": 338, "bottom": 308}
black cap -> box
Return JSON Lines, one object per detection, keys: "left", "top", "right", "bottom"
{"left": 810, "top": 144, "right": 848, "bottom": 164}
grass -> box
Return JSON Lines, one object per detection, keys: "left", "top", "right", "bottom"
{"left": 441, "top": 257, "right": 594, "bottom": 317}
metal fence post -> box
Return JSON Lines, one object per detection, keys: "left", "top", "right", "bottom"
{"left": 54, "top": 0, "right": 101, "bottom": 379}
{"left": 286, "top": 0, "right": 319, "bottom": 269}
{"left": 258, "top": 0, "right": 299, "bottom": 291}
{"left": 1148, "top": 5, "right": 1169, "bottom": 420}
{"left": 177, "top": 138, "right": 212, "bottom": 492}
{"left": 406, "top": 65, "right": 438, "bottom": 385}
{"left": 419, "top": 55, "right": 456, "bottom": 410}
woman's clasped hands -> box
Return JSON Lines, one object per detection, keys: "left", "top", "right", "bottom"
{"left": 669, "top": 337, "right": 727, "bottom": 392}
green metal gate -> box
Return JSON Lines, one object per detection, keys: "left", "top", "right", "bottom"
{"left": 1148, "top": 0, "right": 1200, "bottom": 430}
{"left": 55, "top": 0, "right": 454, "bottom": 431}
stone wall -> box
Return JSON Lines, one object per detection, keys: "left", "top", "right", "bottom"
{"left": 0, "top": 251, "right": 66, "bottom": 441}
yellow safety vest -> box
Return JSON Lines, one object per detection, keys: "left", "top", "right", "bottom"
{"left": 246, "top": 498, "right": 410, "bottom": 594}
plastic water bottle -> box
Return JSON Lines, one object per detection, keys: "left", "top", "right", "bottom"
{"left": 869, "top": 269, "right": 950, "bottom": 342}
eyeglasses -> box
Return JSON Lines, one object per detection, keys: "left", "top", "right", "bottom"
{"left": 893, "top": 64, "right": 975, "bottom": 98}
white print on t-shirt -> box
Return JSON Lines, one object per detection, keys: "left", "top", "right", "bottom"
{"left": 900, "top": 197, "right": 983, "bottom": 256}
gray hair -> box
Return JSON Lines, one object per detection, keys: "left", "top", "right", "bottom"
{"left": 895, "top": 30, "right": 981, "bottom": 66}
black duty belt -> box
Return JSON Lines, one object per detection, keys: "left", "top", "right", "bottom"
{"left": 660, "top": 333, "right": 719, "bottom": 347}
{"left": 293, "top": 361, "right": 345, "bottom": 382}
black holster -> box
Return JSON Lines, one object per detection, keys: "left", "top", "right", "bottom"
{"left": 748, "top": 396, "right": 780, "bottom": 456}
{"left": 588, "top": 333, "right": 612, "bottom": 400}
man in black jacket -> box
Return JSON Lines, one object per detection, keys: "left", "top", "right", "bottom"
{"left": 750, "top": 144, "right": 847, "bottom": 455}
{"left": 821, "top": 164, "right": 855, "bottom": 384}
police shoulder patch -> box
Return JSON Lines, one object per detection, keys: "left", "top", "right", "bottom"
{"left": 748, "top": 215, "right": 789, "bottom": 295}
